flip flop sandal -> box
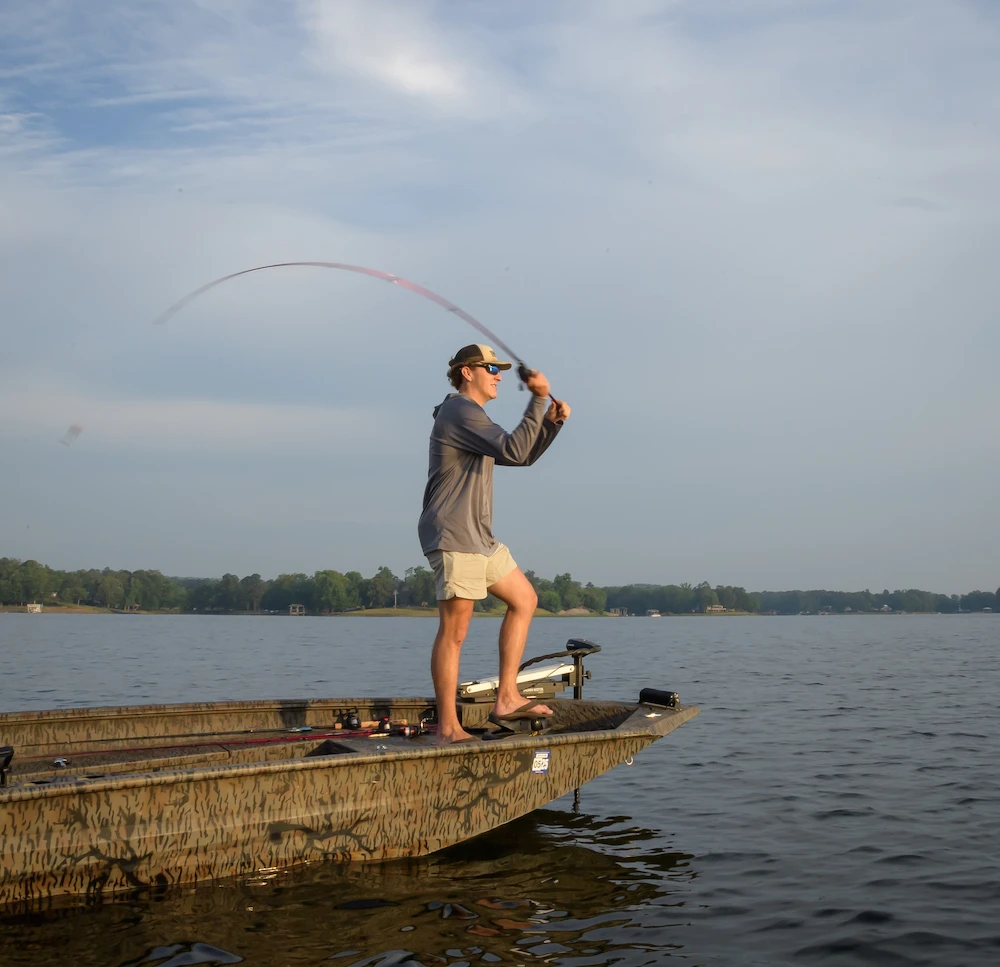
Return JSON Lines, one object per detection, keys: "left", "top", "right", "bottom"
{"left": 488, "top": 700, "right": 554, "bottom": 727}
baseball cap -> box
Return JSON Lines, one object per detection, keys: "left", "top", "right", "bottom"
{"left": 448, "top": 344, "right": 513, "bottom": 371}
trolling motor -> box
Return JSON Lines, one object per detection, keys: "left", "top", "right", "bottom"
{"left": 517, "top": 638, "right": 602, "bottom": 701}
{"left": 457, "top": 638, "right": 601, "bottom": 706}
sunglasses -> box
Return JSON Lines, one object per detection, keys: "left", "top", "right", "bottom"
{"left": 475, "top": 363, "right": 501, "bottom": 375}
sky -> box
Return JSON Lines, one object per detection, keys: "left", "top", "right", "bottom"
{"left": 1, "top": 0, "right": 997, "bottom": 594}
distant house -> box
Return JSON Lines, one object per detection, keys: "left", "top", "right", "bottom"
{"left": 706, "top": 604, "right": 726, "bottom": 613}
{"left": 289, "top": 604, "right": 306, "bottom": 616}
{"left": 124, "top": 603, "right": 141, "bottom": 613}
{"left": 646, "top": 609, "right": 661, "bottom": 618}
{"left": 26, "top": 603, "right": 42, "bottom": 613}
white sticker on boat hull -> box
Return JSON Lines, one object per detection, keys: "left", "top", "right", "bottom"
{"left": 531, "top": 750, "right": 550, "bottom": 774}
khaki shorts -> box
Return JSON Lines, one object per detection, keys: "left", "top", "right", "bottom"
{"left": 426, "top": 544, "right": 518, "bottom": 601}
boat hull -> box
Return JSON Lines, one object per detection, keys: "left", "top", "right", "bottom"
{"left": 0, "top": 697, "right": 698, "bottom": 909}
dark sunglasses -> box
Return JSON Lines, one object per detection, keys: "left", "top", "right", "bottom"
{"left": 476, "top": 363, "right": 501, "bottom": 375}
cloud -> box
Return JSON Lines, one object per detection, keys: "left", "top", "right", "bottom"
{"left": 306, "top": 0, "right": 479, "bottom": 106}
{"left": 0, "top": 377, "right": 389, "bottom": 455}
{"left": 0, "top": 0, "right": 998, "bottom": 589}
{"left": 0, "top": 112, "right": 28, "bottom": 133}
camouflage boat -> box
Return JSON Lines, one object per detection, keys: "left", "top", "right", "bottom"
{"left": 0, "top": 639, "right": 698, "bottom": 909}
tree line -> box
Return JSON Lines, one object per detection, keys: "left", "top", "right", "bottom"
{"left": 597, "top": 582, "right": 998, "bottom": 614}
{"left": 0, "top": 557, "right": 996, "bottom": 615}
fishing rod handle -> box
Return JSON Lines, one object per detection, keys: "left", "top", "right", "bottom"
{"left": 517, "top": 363, "right": 557, "bottom": 403}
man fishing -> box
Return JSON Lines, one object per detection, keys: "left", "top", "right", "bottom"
{"left": 418, "top": 344, "right": 571, "bottom": 744}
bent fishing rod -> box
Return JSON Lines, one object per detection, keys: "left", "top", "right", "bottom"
{"left": 153, "top": 261, "right": 557, "bottom": 401}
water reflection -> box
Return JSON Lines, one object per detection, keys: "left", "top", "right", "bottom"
{"left": 0, "top": 808, "right": 694, "bottom": 967}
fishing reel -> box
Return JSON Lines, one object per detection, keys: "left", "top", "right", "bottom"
{"left": 372, "top": 716, "right": 428, "bottom": 738}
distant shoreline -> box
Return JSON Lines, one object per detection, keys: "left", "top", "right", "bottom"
{"left": 2, "top": 606, "right": 989, "bottom": 617}
{"left": 0, "top": 605, "right": 565, "bottom": 617}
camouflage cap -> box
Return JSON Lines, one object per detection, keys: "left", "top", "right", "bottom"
{"left": 448, "top": 344, "right": 513, "bottom": 372}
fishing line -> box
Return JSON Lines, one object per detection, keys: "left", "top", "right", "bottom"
{"left": 152, "top": 261, "right": 553, "bottom": 396}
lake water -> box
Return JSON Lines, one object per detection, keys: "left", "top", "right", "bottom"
{"left": 0, "top": 613, "right": 997, "bottom": 967}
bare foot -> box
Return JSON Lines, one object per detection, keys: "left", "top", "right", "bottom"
{"left": 435, "top": 728, "right": 477, "bottom": 745}
{"left": 493, "top": 696, "right": 553, "bottom": 718}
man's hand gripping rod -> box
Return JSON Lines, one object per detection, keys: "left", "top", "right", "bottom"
{"left": 516, "top": 362, "right": 557, "bottom": 404}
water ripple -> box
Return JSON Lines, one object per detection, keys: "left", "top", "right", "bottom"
{"left": 1, "top": 614, "right": 998, "bottom": 966}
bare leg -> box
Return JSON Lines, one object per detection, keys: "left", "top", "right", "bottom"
{"left": 487, "top": 568, "right": 552, "bottom": 717}
{"left": 431, "top": 596, "right": 475, "bottom": 743}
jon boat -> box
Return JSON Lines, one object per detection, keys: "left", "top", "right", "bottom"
{"left": 0, "top": 639, "right": 698, "bottom": 909}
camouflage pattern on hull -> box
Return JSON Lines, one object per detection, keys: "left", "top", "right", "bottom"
{"left": 0, "top": 697, "right": 698, "bottom": 909}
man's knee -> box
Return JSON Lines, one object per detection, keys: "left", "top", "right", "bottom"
{"left": 437, "top": 626, "right": 468, "bottom": 650}
{"left": 507, "top": 586, "right": 537, "bottom": 615}
{"left": 437, "top": 599, "right": 474, "bottom": 645}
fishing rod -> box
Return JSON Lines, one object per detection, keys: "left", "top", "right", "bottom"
{"left": 20, "top": 720, "right": 437, "bottom": 766}
{"left": 153, "top": 261, "right": 558, "bottom": 401}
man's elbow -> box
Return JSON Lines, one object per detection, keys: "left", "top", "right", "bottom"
{"left": 501, "top": 449, "right": 531, "bottom": 466}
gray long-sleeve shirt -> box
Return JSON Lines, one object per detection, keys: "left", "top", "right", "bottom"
{"left": 418, "top": 393, "right": 562, "bottom": 555}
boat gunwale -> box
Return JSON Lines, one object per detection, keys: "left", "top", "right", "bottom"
{"left": 0, "top": 696, "right": 440, "bottom": 727}
{"left": 0, "top": 704, "right": 698, "bottom": 805}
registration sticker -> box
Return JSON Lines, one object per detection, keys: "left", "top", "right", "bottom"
{"left": 531, "top": 750, "right": 551, "bottom": 774}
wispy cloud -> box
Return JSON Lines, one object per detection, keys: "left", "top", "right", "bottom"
{"left": 0, "top": 377, "right": 389, "bottom": 454}
{"left": 1, "top": 0, "right": 998, "bottom": 588}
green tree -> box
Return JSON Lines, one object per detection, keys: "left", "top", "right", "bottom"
{"left": 314, "top": 570, "right": 352, "bottom": 613}
{"left": 553, "top": 573, "right": 583, "bottom": 610}
{"left": 95, "top": 572, "right": 124, "bottom": 609}
{"left": 187, "top": 579, "right": 220, "bottom": 611}
{"left": 693, "top": 581, "right": 718, "bottom": 613}
{"left": 241, "top": 574, "right": 267, "bottom": 612}
{"left": 581, "top": 586, "right": 606, "bottom": 612}
{"left": 218, "top": 573, "right": 245, "bottom": 611}
{"left": 962, "top": 590, "right": 996, "bottom": 612}
{"left": 0, "top": 558, "right": 24, "bottom": 604}
{"left": 523, "top": 570, "right": 554, "bottom": 594}
{"left": 344, "top": 571, "right": 365, "bottom": 609}
{"left": 59, "top": 578, "right": 88, "bottom": 605}
{"left": 19, "top": 560, "right": 51, "bottom": 603}
{"left": 366, "top": 566, "right": 397, "bottom": 608}
{"left": 538, "top": 589, "right": 562, "bottom": 613}
{"left": 262, "top": 573, "right": 312, "bottom": 612}
{"left": 403, "top": 566, "right": 436, "bottom": 608}
{"left": 665, "top": 583, "right": 695, "bottom": 613}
